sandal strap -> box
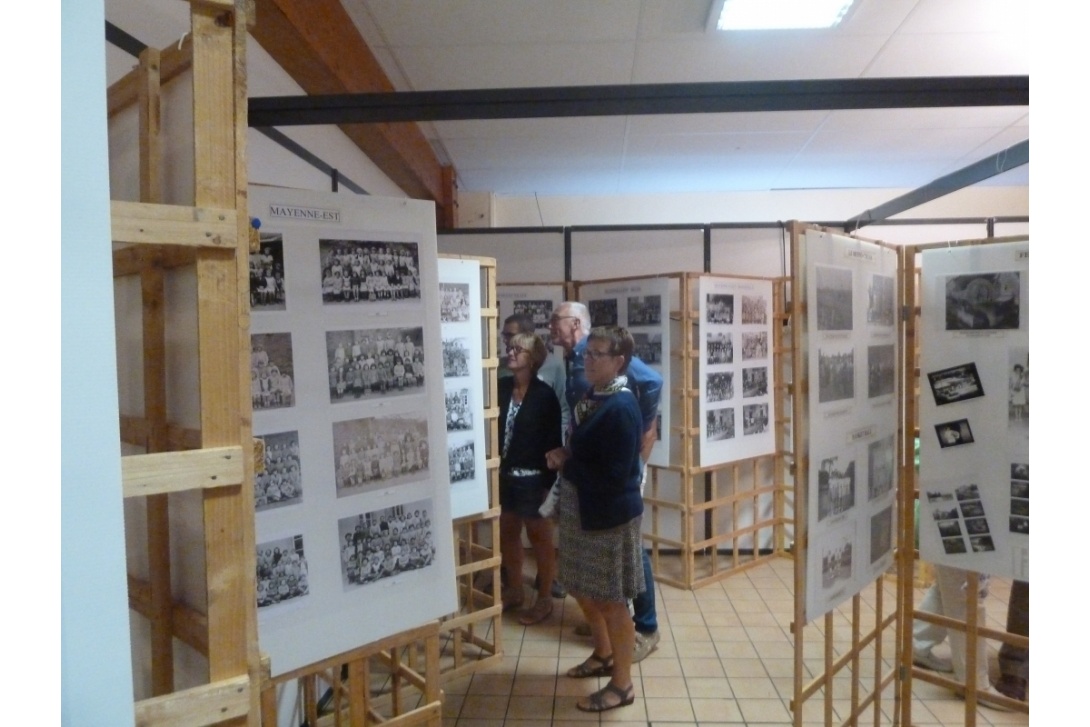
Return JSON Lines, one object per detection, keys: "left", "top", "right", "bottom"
{"left": 566, "top": 652, "right": 613, "bottom": 678}
{"left": 578, "top": 682, "right": 634, "bottom": 712}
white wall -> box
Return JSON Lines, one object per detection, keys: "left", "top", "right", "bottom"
{"left": 62, "top": 1, "right": 136, "bottom": 724}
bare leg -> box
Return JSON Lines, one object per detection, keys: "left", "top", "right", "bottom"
{"left": 499, "top": 512, "right": 525, "bottom": 607}
{"left": 525, "top": 517, "right": 556, "bottom": 601}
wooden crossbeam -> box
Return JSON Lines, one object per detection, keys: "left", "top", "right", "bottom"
{"left": 108, "top": 35, "right": 193, "bottom": 118}
{"left": 134, "top": 674, "right": 249, "bottom": 727}
{"left": 128, "top": 574, "right": 210, "bottom": 655}
{"left": 122, "top": 446, "right": 245, "bottom": 498}
{"left": 112, "top": 201, "right": 237, "bottom": 249}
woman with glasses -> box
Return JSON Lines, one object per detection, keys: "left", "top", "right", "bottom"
{"left": 498, "top": 331, "right": 563, "bottom": 625}
{"left": 546, "top": 326, "right": 644, "bottom": 713}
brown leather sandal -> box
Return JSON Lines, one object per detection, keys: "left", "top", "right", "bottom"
{"left": 565, "top": 652, "right": 613, "bottom": 678}
{"left": 576, "top": 682, "right": 635, "bottom": 712}
{"left": 517, "top": 597, "right": 553, "bottom": 625}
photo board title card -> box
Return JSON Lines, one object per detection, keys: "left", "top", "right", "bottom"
{"left": 577, "top": 277, "right": 673, "bottom": 466}
{"left": 249, "top": 186, "right": 457, "bottom": 677}
{"left": 438, "top": 258, "right": 488, "bottom": 518}
{"left": 802, "top": 229, "right": 899, "bottom": 622}
{"left": 697, "top": 276, "right": 776, "bottom": 467}
{"left": 918, "top": 239, "right": 1029, "bottom": 581}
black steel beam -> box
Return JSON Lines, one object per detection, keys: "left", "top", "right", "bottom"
{"left": 253, "top": 127, "right": 369, "bottom": 195}
{"left": 105, "top": 20, "right": 147, "bottom": 57}
{"left": 844, "top": 140, "right": 1029, "bottom": 230}
{"left": 248, "top": 76, "right": 1027, "bottom": 127}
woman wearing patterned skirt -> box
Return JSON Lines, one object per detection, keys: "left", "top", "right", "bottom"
{"left": 547, "top": 326, "right": 644, "bottom": 713}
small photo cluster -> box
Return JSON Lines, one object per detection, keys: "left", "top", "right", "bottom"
{"left": 1009, "top": 462, "right": 1029, "bottom": 534}
{"left": 928, "top": 485, "right": 995, "bottom": 554}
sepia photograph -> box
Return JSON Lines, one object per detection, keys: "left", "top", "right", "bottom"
{"left": 439, "top": 282, "right": 471, "bottom": 322}
{"left": 741, "top": 294, "right": 768, "bottom": 325}
{"left": 337, "top": 501, "right": 436, "bottom": 588}
{"left": 707, "top": 371, "right": 735, "bottom": 402}
{"left": 448, "top": 441, "right": 476, "bottom": 483}
{"left": 867, "top": 344, "right": 895, "bottom": 398}
{"left": 866, "top": 274, "right": 895, "bottom": 326}
{"left": 442, "top": 337, "right": 471, "bottom": 378}
{"left": 867, "top": 435, "right": 894, "bottom": 502}
{"left": 332, "top": 413, "right": 430, "bottom": 496}
{"left": 935, "top": 418, "right": 974, "bottom": 448}
{"left": 250, "top": 233, "right": 287, "bottom": 310}
{"left": 742, "top": 403, "right": 769, "bottom": 435}
{"left": 742, "top": 366, "right": 768, "bottom": 398}
{"left": 706, "top": 331, "right": 733, "bottom": 364}
{"left": 706, "top": 407, "right": 735, "bottom": 441}
{"left": 318, "top": 239, "right": 421, "bottom": 304}
{"left": 255, "top": 430, "right": 302, "bottom": 512}
{"left": 815, "top": 264, "right": 853, "bottom": 331}
{"left": 445, "top": 388, "right": 473, "bottom": 432}
{"left": 588, "top": 298, "right": 618, "bottom": 326}
{"left": 627, "top": 295, "right": 662, "bottom": 326}
{"left": 256, "top": 534, "right": 309, "bottom": 609}
{"left": 870, "top": 505, "right": 893, "bottom": 564}
{"left": 706, "top": 293, "right": 734, "bottom": 324}
{"left": 326, "top": 327, "right": 425, "bottom": 403}
{"left": 251, "top": 332, "right": 296, "bottom": 411}
{"left": 927, "top": 362, "right": 985, "bottom": 406}
{"left": 741, "top": 331, "right": 769, "bottom": 361}
{"left": 944, "top": 271, "right": 1020, "bottom": 331}
{"left": 633, "top": 332, "right": 663, "bottom": 364}
{"left": 817, "top": 455, "right": 856, "bottom": 522}
{"left": 818, "top": 347, "right": 854, "bottom": 403}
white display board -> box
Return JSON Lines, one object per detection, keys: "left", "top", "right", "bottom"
{"left": 438, "top": 258, "right": 488, "bottom": 519}
{"left": 918, "top": 239, "right": 1029, "bottom": 581}
{"left": 578, "top": 277, "right": 673, "bottom": 466}
{"left": 249, "top": 186, "right": 457, "bottom": 676}
{"left": 803, "top": 230, "right": 899, "bottom": 622}
{"left": 697, "top": 276, "right": 777, "bottom": 466}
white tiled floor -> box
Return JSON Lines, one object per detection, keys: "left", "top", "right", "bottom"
{"left": 440, "top": 557, "right": 1028, "bottom": 726}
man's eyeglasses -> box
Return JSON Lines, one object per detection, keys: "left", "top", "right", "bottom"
{"left": 583, "top": 350, "right": 618, "bottom": 361}
{"left": 548, "top": 315, "right": 579, "bottom": 328}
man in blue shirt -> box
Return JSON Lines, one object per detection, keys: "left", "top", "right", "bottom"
{"left": 549, "top": 301, "right": 662, "bottom": 663}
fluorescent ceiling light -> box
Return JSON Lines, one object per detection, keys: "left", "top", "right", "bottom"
{"left": 711, "top": 0, "right": 856, "bottom": 30}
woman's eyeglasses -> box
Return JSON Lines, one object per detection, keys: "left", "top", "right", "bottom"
{"left": 505, "top": 346, "right": 527, "bottom": 356}
{"left": 583, "top": 350, "right": 618, "bottom": 361}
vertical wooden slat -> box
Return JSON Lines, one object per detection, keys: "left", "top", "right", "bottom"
{"left": 139, "top": 47, "right": 162, "bottom": 205}
{"left": 897, "top": 244, "right": 917, "bottom": 727}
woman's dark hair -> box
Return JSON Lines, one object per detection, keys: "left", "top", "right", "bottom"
{"left": 587, "top": 326, "right": 634, "bottom": 374}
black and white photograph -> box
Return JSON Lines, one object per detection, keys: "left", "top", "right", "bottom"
{"left": 955, "top": 483, "right": 981, "bottom": 501}
{"left": 445, "top": 388, "right": 473, "bottom": 432}
{"left": 867, "top": 435, "right": 894, "bottom": 502}
{"left": 326, "top": 327, "right": 425, "bottom": 403}
{"left": 1010, "top": 498, "right": 1028, "bottom": 517}
{"left": 970, "top": 535, "right": 996, "bottom": 553}
{"left": 706, "top": 294, "right": 734, "bottom": 324}
{"left": 926, "top": 490, "right": 954, "bottom": 504}
{"left": 935, "top": 418, "right": 974, "bottom": 448}
{"left": 332, "top": 413, "right": 430, "bottom": 496}
{"left": 944, "top": 271, "right": 1020, "bottom": 331}
{"left": 442, "top": 337, "right": 471, "bottom": 378}
{"left": 633, "top": 332, "right": 663, "bottom": 364}
{"left": 866, "top": 274, "right": 895, "bottom": 326}
{"left": 1011, "top": 462, "right": 1028, "bottom": 480}
{"left": 741, "top": 294, "right": 768, "bottom": 325}
{"left": 959, "top": 499, "right": 986, "bottom": 519}
{"left": 251, "top": 333, "right": 296, "bottom": 411}
{"left": 821, "top": 537, "right": 853, "bottom": 589}
{"left": 815, "top": 264, "right": 853, "bottom": 331}
{"left": 817, "top": 347, "right": 855, "bottom": 403}
{"left": 1010, "top": 480, "right": 1028, "bottom": 499}
{"left": 512, "top": 300, "right": 554, "bottom": 331}
{"left": 964, "top": 517, "right": 990, "bottom": 535}
{"left": 817, "top": 455, "right": 856, "bottom": 522}
{"left": 707, "top": 371, "right": 735, "bottom": 402}
{"left": 942, "top": 536, "right": 967, "bottom": 555}
{"left": 927, "top": 362, "right": 985, "bottom": 406}
{"left": 256, "top": 534, "right": 309, "bottom": 609}
{"left": 588, "top": 298, "right": 618, "bottom": 327}
{"left": 255, "top": 431, "right": 302, "bottom": 511}
{"left": 439, "top": 282, "right": 471, "bottom": 322}
{"left": 627, "top": 295, "right": 661, "bottom": 326}
{"left": 869, "top": 505, "right": 893, "bottom": 564}
{"left": 448, "top": 441, "right": 476, "bottom": 483}
{"left": 1010, "top": 517, "right": 1029, "bottom": 534}
{"left": 250, "top": 233, "right": 286, "bottom": 310}
{"left": 931, "top": 503, "right": 959, "bottom": 522}
{"left": 937, "top": 520, "right": 963, "bottom": 538}
{"left": 337, "top": 501, "right": 437, "bottom": 588}
{"left": 741, "top": 331, "right": 769, "bottom": 361}
{"left": 706, "top": 332, "right": 733, "bottom": 364}
{"left": 742, "top": 366, "right": 768, "bottom": 398}
{"left": 706, "top": 407, "right": 735, "bottom": 441}
{"left": 742, "top": 403, "right": 769, "bottom": 435}
{"left": 318, "top": 239, "right": 421, "bottom": 304}
{"left": 1008, "top": 347, "right": 1029, "bottom": 432}
{"left": 867, "top": 344, "right": 895, "bottom": 398}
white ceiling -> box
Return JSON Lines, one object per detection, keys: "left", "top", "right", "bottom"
{"left": 105, "top": 0, "right": 1029, "bottom": 198}
{"left": 343, "top": 0, "right": 1029, "bottom": 196}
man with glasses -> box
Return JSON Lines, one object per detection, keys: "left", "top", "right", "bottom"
{"left": 549, "top": 301, "right": 663, "bottom": 663}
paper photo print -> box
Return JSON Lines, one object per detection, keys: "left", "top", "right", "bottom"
{"left": 588, "top": 298, "right": 618, "bottom": 326}
{"left": 257, "top": 534, "right": 310, "bottom": 609}
{"left": 944, "top": 271, "right": 1020, "bottom": 331}
{"left": 935, "top": 418, "right": 974, "bottom": 449}
{"left": 816, "top": 265, "right": 853, "bottom": 331}
{"left": 337, "top": 500, "right": 437, "bottom": 588}
{"left": 255, "top": 430, "right": 302, "bottom": 511}
{"left": 250, "top": 232, "right": 287, "bottom": 310}
{"left": 251, "top": 333, "right": 296, "bottom": 411}
{"left": 326, "top": 327, "right": 425, "bottom": 403}
{"left": 318, "top": 239, "right": 421, "bottom": 305}
{"left": 332, "top": 413, "right": 430, "bottom": 496}
{"left": 927, "top": 362, "right": 984, "bottom": 406}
